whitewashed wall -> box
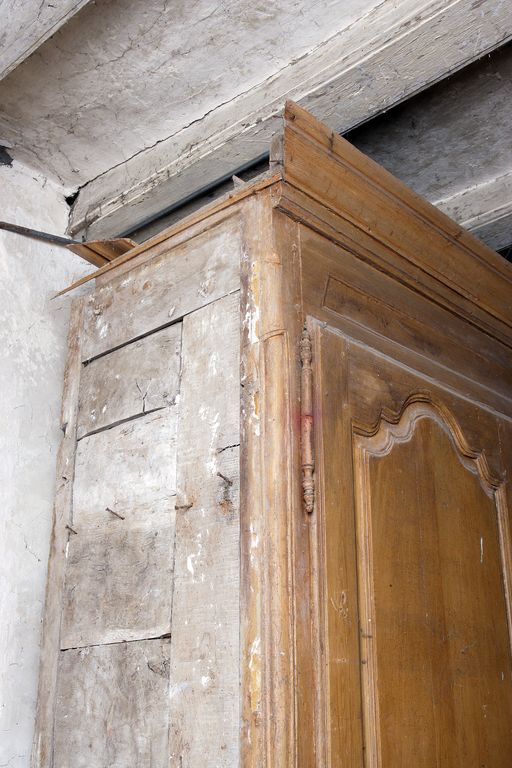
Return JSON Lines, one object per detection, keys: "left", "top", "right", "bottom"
{"left": 0, "top": 161, "right": 90, "bottom": 768}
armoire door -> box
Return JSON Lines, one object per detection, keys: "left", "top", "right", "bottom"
{"left": 311, "top": 325, "right": 512, "bottom": 766}
{"left": 275, "top": 102, "right": 512, "bottom": 767}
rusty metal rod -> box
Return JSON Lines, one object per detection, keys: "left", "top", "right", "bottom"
{"left": 0, "top": 220, "right": 82, "bottom": 247}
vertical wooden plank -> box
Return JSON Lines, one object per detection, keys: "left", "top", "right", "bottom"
{"left": 240, "top": 194, "right": 306, "bottom": 768}
{"left": 313, "top": 327, "right": 364, "bottom": 766}
{"left": 169, "top": 291, "right": 240, "bottom": 767}
{"left": 31, "top": 297, "right": 85, "bottom": 768}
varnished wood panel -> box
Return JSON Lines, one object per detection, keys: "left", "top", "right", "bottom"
{"left": 53, "top": 639, "right": 170, "bottom": 767}
{"left": 354, "top": 408, "right": 512, "bottom": 766}
{"left": 169, "top": 291, "right": 240, "bottom": 767}
{"left": 311, "top": 325, "right": 364, "bottom": 765}
{"left": 314, "top": 322, "right": 512, "bottom": 767}
{"left": 299, "top": 225, "right": 512, "bottom": 411}
{"left": 81, "top": 216, "right": 241, "bottom": 360}
{"left": 77, "top": 323, "right": 181, "bottom": 438}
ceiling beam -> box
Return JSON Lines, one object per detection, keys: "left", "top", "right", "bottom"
{"left": 346, "top": 43, "right": 512, "bottom": 252}
{"left": 437, "top": 173, "right": 512, "bottom": 252}
{"left": 0, "top": 0, "right": 92, "bottom": 81}
{"left": 69, "top": 0, "right": 512, "bottom": 240}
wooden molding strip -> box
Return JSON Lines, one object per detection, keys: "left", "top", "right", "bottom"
{"left": 280, "top": 100, "right": 512, "bottom": 346}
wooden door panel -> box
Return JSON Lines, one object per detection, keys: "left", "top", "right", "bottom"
{"left": 355, "top": 406, "right": 512, "bottom": 767}
{"left": 313, "top": 324, "right": 512, "bottom": 767}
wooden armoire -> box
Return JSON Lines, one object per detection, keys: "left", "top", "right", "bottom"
{"left": 33, "top": 102, "right": 512, "bottom": 767}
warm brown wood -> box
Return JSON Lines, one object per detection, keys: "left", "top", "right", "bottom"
{"left": 66, "top": 237, "right": 138, "bottom": 267}
{"left": 239, "top": 195, "right": 324, "bottom": 768}
{"left": 311, "top": 326, "right": 364, "bottom": 766}
{"left": 278, "top": 102, "right": 512, "bottom": 767}
{"left": 354, "top": 403, "right": 512, "bottom": 767}
{"left": 299, "top": 327, "right": 315, "bottom": 514}
{"left": 281, "top": 101, "right": 512, "bottom": 343}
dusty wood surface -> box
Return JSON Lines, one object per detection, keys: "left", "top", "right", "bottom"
{"left": 0, "top": 0, "right": 91, "bottom": 79}
{"left": 61, "top": 408, "right": 178, "bottom": 648}
{"left": 73, "top": 409, "right": 177, "bottom": 524}
{"left": 53, "top": 639, "right": 171, "bottom": 767}
{"left": 61, "top": 499, "right": 174, "bottom": 648}
{"left": 80, "top": 216, "right": 241, "bottom": 360}
{"left": 169, "top": 291, "right": 240, "bottom": 767}
{"left": 77, "top": 323, "right": 181, "bottom": 438}
{"left": 59, "top": 178, "right": 279, "bottom": 296}
{"left": 31, "top": 298, "right": 85, "bottom": 768}
{"left": 67, "top": 0, "right": 512, "bottom": 240}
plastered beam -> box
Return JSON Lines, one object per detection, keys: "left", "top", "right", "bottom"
{"left": 69, "top": 0, "right": 512, "bottom": 239}
{"left": 437, "top": 173, "right": 512, "bottom": 252}
{"left": 347, "top": 44, "right": 512, "bottom": 252}
{"left": 0, "top": 0, "right": 91, "bottom": 80}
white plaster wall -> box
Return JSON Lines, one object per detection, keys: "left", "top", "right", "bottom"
{"left": 0, "top": 161, "right": 91, "bottom": 768}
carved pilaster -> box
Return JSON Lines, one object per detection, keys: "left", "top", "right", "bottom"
{"left": 300, "top": 327, "right": 315, "bottom": 514}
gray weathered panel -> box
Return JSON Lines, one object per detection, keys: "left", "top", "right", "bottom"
{"left": 61, "top": 500, "right": 174, "bottom": 649}
{"left": 81, "top": 218, "right": 241, "bottom": 360}
{"left": 72, "top": 408, "right": 177, "bottom": 525}
{"left": 170, "top": 291, "right": 240, "bottom": 767}
{"left": 60, "top": 409, "right": 178, "bottom": 649}
{"left": 53, "top": 639, "right": 170, "bottom": 768}
{"left": 77, "top": 323, "right": 181, "bottom": 438}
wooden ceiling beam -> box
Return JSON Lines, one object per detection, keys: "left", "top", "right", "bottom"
{"left": 68, "top": 0, "right": 512, "bottom": 240}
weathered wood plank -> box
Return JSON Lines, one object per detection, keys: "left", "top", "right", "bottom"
{"left": 31, "top": 298, "right": 85, "bottom": 768}
{"left": 61, "top": 500, "right": 174, "bottom": 649}
{"left": 53, "top": 639, "right": 171, "bottom": 768}
{"left": 77, "top": 323, "right": 181, "bottom": 438}
{"left": 81, "top": 216, "right": 241, "bottom": 360}
{"left": 61, "top": 408, "right": 177, "bottom": 649}
{"left": 72, "top": 408, "right": 177, "bottom": 525}
{"left": 169, "top": 291, "right": 240, "bottom": 767}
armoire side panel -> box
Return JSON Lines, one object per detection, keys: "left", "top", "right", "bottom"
{"left": 33, "top": 211, "right": 243, "bottom": 768}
